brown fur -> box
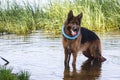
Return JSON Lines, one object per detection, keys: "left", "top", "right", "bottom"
{"left": 62, "top": 10, "right": 106, "bottom": 68}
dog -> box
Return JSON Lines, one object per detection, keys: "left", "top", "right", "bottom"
{"left": 62, "top": 10, "right": 106, "bottom": 68}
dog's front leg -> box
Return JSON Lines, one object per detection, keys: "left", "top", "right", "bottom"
{"left": 72, "top": 52, "right": 77, "bottom": 68}
{"left": 64, "top": 48, "right": 71, "bottom": 68}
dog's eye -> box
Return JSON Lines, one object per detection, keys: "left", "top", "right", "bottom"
{"left": 76, "top": 22, "right": 79, "bottom": 25}
{"left": 67, "top": 26, "right": 71, "bottom": 30}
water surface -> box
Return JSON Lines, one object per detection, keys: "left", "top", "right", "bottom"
{"left": 0, "top": 31, "right": 120, "bottom": 80}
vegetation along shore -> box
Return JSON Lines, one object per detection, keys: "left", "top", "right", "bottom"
{"left": 0, "top": 0, "right": 120, "bottom": 36}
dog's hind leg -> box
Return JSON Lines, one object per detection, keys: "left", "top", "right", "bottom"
{"left": 89, "top": 45, "right": 106, "bottom": 62}
{"left": 95, "top": 47, "right": 106, "bottom": 62}
{"left": 82, "top": 49, "right": 94, "bottom": 60}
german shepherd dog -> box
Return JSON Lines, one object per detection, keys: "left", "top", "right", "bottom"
{"left": 62, "top": 10, "right": 106, "bottom": 68}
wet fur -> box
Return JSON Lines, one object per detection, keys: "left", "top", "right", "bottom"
{"left": 62, "top": 10, "right": 106, "bottom": 68}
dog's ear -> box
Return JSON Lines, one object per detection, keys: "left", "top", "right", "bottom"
{"left": 67, "top": 10, "right": 73, "bottom": 23}
{"left": 77, "top": 12, "right": 83, "bottom": 24}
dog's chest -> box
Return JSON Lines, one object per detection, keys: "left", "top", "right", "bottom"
{"left": 66, "top": 40, "right": 89, "bottom": 53}
{"left": 66, "top": 40, "right": 80, "bottom": 53}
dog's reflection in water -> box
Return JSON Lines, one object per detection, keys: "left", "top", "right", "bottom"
{"left": 63, "top": 59, "right": 102, "bottom": 80}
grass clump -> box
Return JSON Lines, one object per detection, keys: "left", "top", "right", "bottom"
{"left": 17, "top": 71, "right": 30, "bottom": 80}
{"left": 0, "top": 66, "right": 30, "bottom": 80}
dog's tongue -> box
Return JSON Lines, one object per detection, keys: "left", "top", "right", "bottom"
{"left": 71, "top": 30, "right": 77, "bottom": 36}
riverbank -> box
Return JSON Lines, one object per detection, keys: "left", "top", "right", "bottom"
{"left": 0, "top": 0, "right": 120, "bottom": 36}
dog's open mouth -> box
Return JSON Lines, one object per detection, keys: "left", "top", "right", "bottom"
{"left": 71, "top": 30, "right": 77, "bottom": 36}
{"left": 71, "top": 28, "right": 78, "bottom": 36}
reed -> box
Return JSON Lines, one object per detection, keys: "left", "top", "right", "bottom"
{"left": 0, "top": 0, "right": 40, "bottom": 35}
{"left": 0, "top": 0, "right": 120, "bottom": 35}
{"left": 40, "top": 0, "right": 120, "bottom": 35}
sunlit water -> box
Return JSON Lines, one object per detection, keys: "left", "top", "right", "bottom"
{"left": 0, "top": 31, "right": 120, "bottom": 80}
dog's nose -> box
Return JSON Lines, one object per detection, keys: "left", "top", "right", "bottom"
{"left": 72, "top": 26, "right": 78, "bottom": 31}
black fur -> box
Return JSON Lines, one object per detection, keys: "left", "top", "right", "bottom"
{"left": 81, "top": 27, "right": 99, "bottom": 44}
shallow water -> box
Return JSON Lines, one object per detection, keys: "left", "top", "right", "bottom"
{"left": 0, "top": 31, "right": 120, "bottom": 80}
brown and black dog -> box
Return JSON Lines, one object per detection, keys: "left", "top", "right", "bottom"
{"left": 62, "top": 10, "right": 106, "bottom": 68}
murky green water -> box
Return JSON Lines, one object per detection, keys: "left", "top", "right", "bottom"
{"left": 0, "top": 31, "right": 120, "bottom": 80}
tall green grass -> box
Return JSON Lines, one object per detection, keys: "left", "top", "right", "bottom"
{"left": 0, "top": 0, "right": 120, "bottom": 35}
{"left": 41, "top": 0, "right": 120, "bottom": 35}
{"left": 0, "top": 66, "right": 30, "bottom": 80}
{"left": 0, "top": 0, "right": 41, "bottom": 35}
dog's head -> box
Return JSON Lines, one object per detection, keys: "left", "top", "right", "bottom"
{"left": 64, "top": 10, "right": 83, "bottom": 37}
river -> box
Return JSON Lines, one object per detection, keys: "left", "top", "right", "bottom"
{"left": 0, "top": 31, "right": 120, "bottom": 80}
